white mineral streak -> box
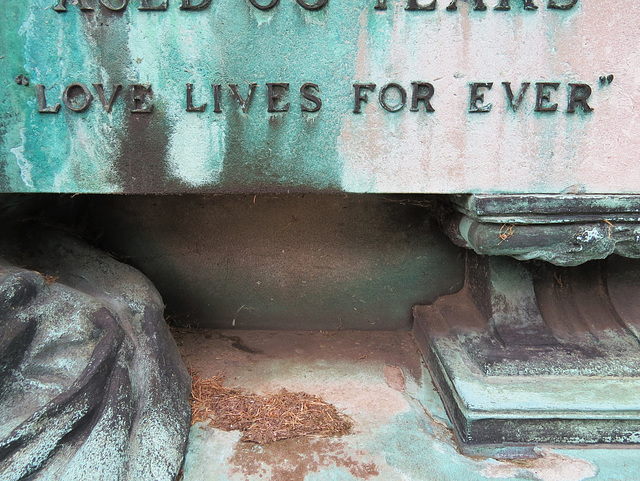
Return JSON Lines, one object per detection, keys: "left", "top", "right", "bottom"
{"left": 482, "top": 448, "right": 598, "bottom": 481}
{"left": 128, "top": 12, "right": 224, "bottom": 187}
{"left": 64, "top": 5, "right": 119, "bottom": 192}
{"left": 168, "top": 117, "right": 225, "bottom": 185}
{"left": 18, "top": 1, "right": 121, "bottom": 192}
{"left": 339, "top": 0, "right": 640, "bottom": 193}
{"left": 58, "top": 120, "right": 123, "bottom": 193}
{"left": 11, "top": 6, "right": 41, "bottom": 190}
{"left": 10, "top": 129, "right": 33, "bottom": 188}
{"left": 73, "top": 14, "right": 123, "bottom": 192}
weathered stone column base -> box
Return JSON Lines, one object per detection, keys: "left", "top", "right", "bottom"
{"left": 414, "top": 252, "right": 640, "bottom": 457}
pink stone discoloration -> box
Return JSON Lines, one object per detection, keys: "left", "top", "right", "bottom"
{"left": 339, "top": 1, "right": 640, "bottom": 193}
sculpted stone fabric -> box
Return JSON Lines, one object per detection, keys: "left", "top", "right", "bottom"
{"left": 0, "top": 228, "right": 191, "bottom": 480}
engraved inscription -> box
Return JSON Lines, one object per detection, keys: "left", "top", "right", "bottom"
{"left": 38, "top": 0, "right": 600, "bottom": 121}
{"left": 51, "top": 0, "right": 579, "bottom": 13}
{"left": 33, "top": 79, "right": 599, "bottom": 116}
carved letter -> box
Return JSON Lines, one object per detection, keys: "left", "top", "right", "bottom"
{"left": 503, "top": 82, "right": 530, "bottom": 111}
{"left": 53, "top": 0, "right": 94, "bottom": 12}
{"left": 353, "top": 84, "right": 376, "bottom": 113}
{"left": 267, "top": 83, "right": 290, "bottom": 113}
{"left": 379, "top": 83, "right": 407, "bottom": 112}
{"left": 469, "top": 83, "right": 493, "bottom": 113}
{"left": 534, "top": 82, "right": 559, "bottom": 112}
{"left": 406, "top": 0, "right": 436, "bottom": 11}
{"left": 139, "top": 0, "right": 168, "bottom": 10}
{"left": 566, "top": 83, "right": 593, "bottom": 113}
{"left": 93, "top": 83, "right": 123, "bottom": 113}
{"left": 212, "top": 84, "right": 222, "bottom": 113}
{"left": 300, "top": 83, "right": 322, "bottom": 113}
{"left": 548, "top": 0, "right": 578, "bottom": 10}
{"left": 374, "top": 0, "right": 387, "bottom": 10}
{"left": 181, "top": 0, "right": 212, "bottom": 9}
{"left": 410, "top": 82, "right": 435, "bottom": 112}
{"left": 36, "top": 85, "right": 61, "bottom": 114}
{"left": 447, "top": 0, "right": 486, "bottom": 11}
{"left": 229, "top": 83, "right": 257, "bottom": 114}
{"left": 130, "top": 84, "right": 154, "bottom": 113}
{"left": 186, "top": 84, "right": 207, "bottom": 112}
{"left": 494, "top": 0, "right": 537, "bottom": 10}
{"left": 249, "top": 0, "right": 278, "bottom": 9}
{"left": 296, "top": 0, "right": 328, "bottom": 11}
{"left": 100, "top": 0, "right": 128, "bottom": 10}
{"left": 62, "top": 83, "right": 93, "bottom": 113}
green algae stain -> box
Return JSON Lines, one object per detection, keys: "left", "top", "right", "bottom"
{"left": 213, "top": 0, "right": 360, "bottom": 192}
{"left": 0, "top": 5, "right": 33, "bottom": 191}
{"left": 0, "top": 1, "right": 363, "bottom": 193}
{"left": 0, "top": 1, "right": 614, "bottom": 194}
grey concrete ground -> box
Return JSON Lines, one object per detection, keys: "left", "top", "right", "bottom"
{"left": 176, "top": 330, "right": 640, "bottom": 481}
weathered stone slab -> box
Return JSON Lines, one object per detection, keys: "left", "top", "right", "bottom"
{"left": 1, "top": 1, "right": 637, "bottom": 193}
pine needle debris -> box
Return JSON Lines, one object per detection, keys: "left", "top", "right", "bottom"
{"left": 190, "top": 373, "right": 353, "bottom": 444}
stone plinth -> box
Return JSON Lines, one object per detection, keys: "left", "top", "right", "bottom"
{"left": 1, "top": 1, "right": 639, "bottom": 193}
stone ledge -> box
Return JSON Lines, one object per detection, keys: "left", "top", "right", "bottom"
{"left": 446, "top": 194, "right": 640, "bottom": 266}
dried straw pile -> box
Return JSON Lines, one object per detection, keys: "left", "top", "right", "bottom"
{"left": 191, "top": 373, "right": 353, "bottom": 444}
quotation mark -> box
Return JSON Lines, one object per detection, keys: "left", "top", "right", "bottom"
{"left": 599, "top": 74, "right": 614, "bottom": 85}
{"left": 14, "top": 74, "right": 29, "bottom": 86}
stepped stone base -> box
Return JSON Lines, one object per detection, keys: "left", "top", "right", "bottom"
{"left": 414, "top": 253, "right": 640, "bottom": 456}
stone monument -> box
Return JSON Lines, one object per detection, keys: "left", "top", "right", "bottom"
{"left": 2, "top": 0, "right": 640, "bottom": 469}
